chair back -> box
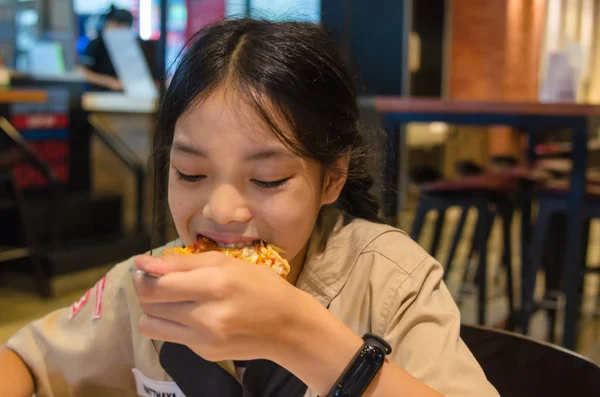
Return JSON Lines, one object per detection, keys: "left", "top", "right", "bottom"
{"left": 461, "top": 325, "right": 600, "bottom": 397}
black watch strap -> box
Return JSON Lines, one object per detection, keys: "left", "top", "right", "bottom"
{"left": 324, "top": 333, "right": 392, "bottom": 397}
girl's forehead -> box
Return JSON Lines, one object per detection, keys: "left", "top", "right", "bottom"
{"left": 175, "top": 88, "right": 295, "bottom": 151}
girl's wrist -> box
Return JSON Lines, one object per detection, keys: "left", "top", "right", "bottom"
{"left": 270, "top": 289, "right": 363, "bottom": 395}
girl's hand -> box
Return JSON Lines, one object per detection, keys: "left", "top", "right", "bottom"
{"left": 132, "top": 252, "right": 301, "bottom": 362}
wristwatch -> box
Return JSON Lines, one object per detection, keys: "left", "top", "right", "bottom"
{"left": 324, "top": 333, "right": 392, "bottom": 397}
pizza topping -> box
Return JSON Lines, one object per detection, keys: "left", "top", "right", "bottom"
{"left": 162, "top": 237, "right": 291, "bottom": 279}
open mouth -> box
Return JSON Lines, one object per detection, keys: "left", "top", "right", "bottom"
{"left": 197, "top": 234, "right": 262, "bottom": 249}
{"left": 164, "top": 235, "right": 290, "bottom": 279}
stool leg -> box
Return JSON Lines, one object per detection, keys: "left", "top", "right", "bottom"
{"left": 522, "top": 197, "right": 553, "bottom": 335}
{"left": 468, "top": 207, "right": 496, "bottom": 286}
{"left": 467, "top": 217, "right": 481, "bottom": 266}
{"left": 474, "top": 208, "right": 495, "bottom": 285}
{"left": 544, "top": 213, "right": 565, "bottom": 343}
{"left": 475, "top": 203, "right": 492, "bottom": 325}
{"left": 462, "top": 210, "right": 481, "bottom": 285}
{"left": 571, "top": 218, "right": 590, "bottom": 332}
{"left": 547, "top": 217, "right": 591, "bottom": 342}
{"left": 444, "top": 206, "right": 469, "bottom": 281}
{"left": 581, "top": 218, "right": 591, "bottom": 304}
{"left": 501, "top": 203, "right": 515, "bottom": 327}
{"left": 473, "top": 205, "right": 496, "bottom": 283}
{"left": 457, "top": 210, "right": 483, "bottom": 305}
{"left": 410, "top": 196, "right": 431, "bottom": 243}
{"left": 430, "top": 208, "right": 446, "bottom": 258}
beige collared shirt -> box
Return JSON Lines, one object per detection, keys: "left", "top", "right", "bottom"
{"left": 6, "top": 207, "right": 499, "bottom": 396}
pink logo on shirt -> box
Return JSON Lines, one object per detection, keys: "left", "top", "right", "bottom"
{"left": 69, "top": 289, "right": 91, "bottom": 319}
{"left": 92, "top": 275, "right": 108, "bottom": 320}
{"left": 68, "top": 274, "right": 108, "bottom": 320}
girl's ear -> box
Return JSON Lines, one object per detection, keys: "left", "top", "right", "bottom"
{"left": 321, "top": 155, "right": 350, "bottom": 205}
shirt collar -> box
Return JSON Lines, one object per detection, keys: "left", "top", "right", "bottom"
{"left": 295, "top": 206, "right": 380, "bottom": 307}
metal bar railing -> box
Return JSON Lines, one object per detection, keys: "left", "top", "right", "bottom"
{"left": 0, "top": 117, "right": 59, "bottom": 251}
{"left": 88, "top": 114, "right": 147, "bottom": 234}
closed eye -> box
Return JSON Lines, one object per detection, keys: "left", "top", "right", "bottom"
{"left": 251, "top": 178, "right": 290, "bottom": 189}
{"left": 175, "top": 170, "right": 206, "bottom": 182}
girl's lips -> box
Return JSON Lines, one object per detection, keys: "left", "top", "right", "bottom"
{"left": 197, "top": 233, "right": 261, "bottom": 247}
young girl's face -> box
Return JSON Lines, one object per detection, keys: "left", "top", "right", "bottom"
{"left": 168, "top": 88, "right": 346, "bottom": 273}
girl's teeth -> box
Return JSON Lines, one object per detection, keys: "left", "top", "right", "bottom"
{"left": 218, "top": 243, "right": 237, "bottom": 248}
{"left": 217, "top": 241, "right": 255, "bottom": 249}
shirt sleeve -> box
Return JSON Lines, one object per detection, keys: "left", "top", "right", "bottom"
{"left": 382, "top": 256, "right": 500, "bottom": 397}
{"left": 4, "top": 260, "right": 138, "bottom": 397}
{"left": 79, "top": 38, "right": 100, "bottom": 69}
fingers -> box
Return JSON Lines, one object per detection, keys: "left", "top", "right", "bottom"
{"left": 133, "top": 272, "right": 195, "bottom": 303}
{"left": 138, "top": 313, "right": 198, "bottom": 344}
{"left": 140, "top": 301, "right": 227, "bottom": 332}
{"left": 135, "top": 251, "right": 224, "bottom": 276}
{"left": 141, "top": 301, "right": 195, "bottom": 327}
{"left": 139, "top": 312, "right": 231, "bottom": 363}
{"left": 133, "top": 265, "right": 233, "bottom": 303}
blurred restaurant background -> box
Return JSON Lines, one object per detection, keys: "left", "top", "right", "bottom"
{"left": 0, "top": 0, "right": 600, "bottom": 381}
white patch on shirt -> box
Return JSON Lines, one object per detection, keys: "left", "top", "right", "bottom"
{"left": 132, "top": 368, "right": 186, "bottom": 397}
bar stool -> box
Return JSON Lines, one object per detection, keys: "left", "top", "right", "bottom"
{"left": 0, "top": 130, "right": 57, "bottom": 297}
{"left": 411, "top": 173, "right": 518, "bottom": 326}
{"left": 408, "top": 161, "right": 485, "bottom": 260}
{"left": 522, "top": 183, "right": 600, "bottom": 342}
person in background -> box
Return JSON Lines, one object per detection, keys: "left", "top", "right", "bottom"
{"left": 77, "top": 6, "right": 134, "bottom": 91}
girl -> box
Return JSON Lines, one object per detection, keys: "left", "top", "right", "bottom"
{"left": 1, "top": 19, "right": 499, "bottom": 397}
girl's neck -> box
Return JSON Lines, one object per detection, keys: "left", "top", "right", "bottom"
{"left": 287, "top": 244, "right": 308, "bottom": 286}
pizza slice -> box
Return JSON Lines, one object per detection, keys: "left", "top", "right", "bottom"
{"left": 163, "top": 237, "right": 291, "bottom": 279}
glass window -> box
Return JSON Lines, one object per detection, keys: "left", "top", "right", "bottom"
{"left": 225, "top": 0, "right": 321, "bottom": 23}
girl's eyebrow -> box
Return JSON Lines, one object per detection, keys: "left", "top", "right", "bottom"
{"left": 245, "top": 148, "right": 293, "bottom": 161}
{"left": 172, "top": 141, "right": 208, "bottom": 157}
{"left": 172, "top": 140, "right": 292, "bottom": 162}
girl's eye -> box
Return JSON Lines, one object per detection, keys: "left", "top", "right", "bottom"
{"left": 252, "top": 178, "right": 290, "bottom": 189}
{"left": 175, "top": 170, "right": 206, "bottom": 182}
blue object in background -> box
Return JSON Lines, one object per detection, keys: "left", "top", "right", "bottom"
{"left": 225, "top": 0, "right": 321, "bottom": 22}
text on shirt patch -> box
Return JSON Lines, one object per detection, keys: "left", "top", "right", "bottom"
{"left": 143, "top": 384, "right": 177, "bottom": 397}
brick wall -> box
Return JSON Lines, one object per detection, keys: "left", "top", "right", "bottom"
{"left": 449, "top": 1, "right": 507, "bottom": 100}
{"left": 448, "top": 0, "right": 546, "bottom": 160}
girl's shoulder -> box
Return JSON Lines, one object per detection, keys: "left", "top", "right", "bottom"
{"left": 309, "top": 207, "right": 431, "bottom": 273}
{"left": 302, "top": 208, "right": 435, "bottom": 300}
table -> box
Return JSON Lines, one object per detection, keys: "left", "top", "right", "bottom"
{"left": 81, "top": 92, "right": 158, "bottom": 114}
{"left": 0, "top": 89, "right": 48, "bottom": 103}
{"left": 374, "top": 97, "right": 600, "bottom": 350}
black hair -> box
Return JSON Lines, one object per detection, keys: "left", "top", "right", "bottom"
{"left": 105, "top": 5, "right": 133, "bottom": 27}
{"left": 154, "top": 18, "right": 382, "bottom": 236}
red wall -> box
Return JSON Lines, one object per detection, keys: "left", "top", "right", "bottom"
{"left": 185, "top": 0, "right": 225, "bottom": 40}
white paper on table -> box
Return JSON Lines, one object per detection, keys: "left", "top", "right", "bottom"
{"left": 539, "top": 51, "right": 577, "bottom": 103}
{"left": 102, "top": 28, "right": 158, "bottom": 99}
